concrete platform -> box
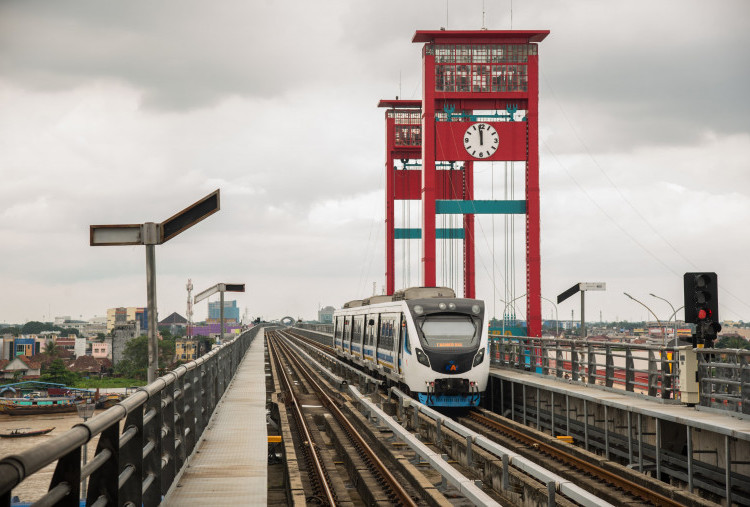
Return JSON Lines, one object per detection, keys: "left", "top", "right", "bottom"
{"left": 164, "top": 331, "right": 267, "bottom": 505}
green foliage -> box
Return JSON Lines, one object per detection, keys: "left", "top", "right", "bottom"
{"left": 44, "top": 340, "right": 60, "bottom": 357}
{"left": 114, "top": 335, "right": 177, "bottom": 380}
{"left": 19, "top": 321, "right": 80, "bottom": 337}
{"left": 75, "top": 377, "right": 146, "bottom": 388}
{"left": 715, "top": 335, "right": 750, "bottom": 350}
{"left": 41, "top": 358, "right": 79, "bottom": 385}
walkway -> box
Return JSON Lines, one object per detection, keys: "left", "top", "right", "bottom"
{"left": 163, "top": 331, "right": 267, "bottom": 505}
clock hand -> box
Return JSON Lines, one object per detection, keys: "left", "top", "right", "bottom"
{"left": 479, "top": 129, "right": 484, "bottom": 146}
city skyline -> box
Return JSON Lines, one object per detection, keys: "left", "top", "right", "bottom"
{"left": 1, "top": 1, "right": 749, "bottom": 325}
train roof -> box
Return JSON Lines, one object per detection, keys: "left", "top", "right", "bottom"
{"left": 340, "top": 287, "right": 457, "bottom": 309}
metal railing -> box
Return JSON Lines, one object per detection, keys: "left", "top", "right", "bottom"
{"left": 0, "top": 325, "right": 263, "bottom": 507}
{"left": 490, "top": 335, "right": 678, "bottom": 399}
{"left": 697, "top": 348, "right": 750, "bottom": 415}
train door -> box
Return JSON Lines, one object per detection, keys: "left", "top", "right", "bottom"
{"left": 398, "top": 312, "right": 411, "bottom": 375}
{"left": 352, "top": 315, "right": 364, "bottom": 358}
{"left": 364, "top": 314, "right": 378, "bottom": 363}
{"left": 377, "top": 314, "right": 397, "bottom": 372}
{"left": 344, "top": 315, "right": 352, "bottom": 354}
{"left": 334, "top": 316, "right": 343, "bottom": 351}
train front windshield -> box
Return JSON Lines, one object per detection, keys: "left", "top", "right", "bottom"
{"left": 419, "top": 315, "right": 478, "bottom": 347}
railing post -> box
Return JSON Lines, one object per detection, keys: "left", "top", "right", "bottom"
{"left": 120, "top": 403, "right": 144, "bottom": 506}
{"left": 86, "top": 422, "right": 120, "bottom": 506}
{"left": 161, "top": 381, "right": 177, "bottom": 496}
{"left": 173, "top": 373, "right": 186, "bottom": 472}
{"left": 571, "top": 342, "right": 579, "bottom": 382}
{"left": 625, "top": 348, "right": 635, "bottom": 392}
{"left": 143, "top": 390, "right": 163, "bottom": 505}
{"left": 48, "top": 447, "right": 81, "bottom": 507}
{"left": 698, "top": 352, "right": 711, "bottom": 407}
{"left": 648, "top": 349, "right": 658, "bottom": 397}
{"left": 605, "top": 345, "right": 614, "bottom": 388}
{"left": 555, "top": 340, "right": 563, "bottom": 378}
{"left": 542, "top": 340, "right": 550, "bottom": 375}
{"left": 742, "top": 354, "right": 750, "bottom": 416}
{"left": 587, "top": 344, "right": 596, "bottom": 385}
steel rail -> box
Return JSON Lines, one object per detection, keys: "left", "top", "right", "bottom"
{"left": 467, "top": 411, "right": 683, "bottom": 507}
{"left": 273, "top": 332, "right": 417, "bottom": 507}
{"left": 267, "top": 332, "right": 337, "bottom": 506}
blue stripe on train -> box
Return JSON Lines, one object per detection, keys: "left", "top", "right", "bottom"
{"left": 417, "top": 393, "right": 480, "bottom": 407}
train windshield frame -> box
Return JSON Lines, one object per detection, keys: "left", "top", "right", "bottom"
{"left": 417, "top": 313, "right": 479, "bottom": 348}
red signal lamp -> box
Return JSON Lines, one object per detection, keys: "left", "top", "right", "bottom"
{"left": 698, "top": 309, "right": 707, "bottom": 320}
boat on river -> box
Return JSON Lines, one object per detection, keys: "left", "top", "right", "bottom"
{"left": 0, "top": 427, "right": 55, "bottom": 438}
{"left": 0, "top": 397, "right": 86, "bottom": 416}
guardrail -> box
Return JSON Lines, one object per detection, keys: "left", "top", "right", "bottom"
{"left": 490, "top": 335, "right": 678, "bottom": 399}
{"left": 0, "top": 325, "right": 263, "bottom": 507}
{"left": 696, "top": 348, "right": 750, "bottom": 415}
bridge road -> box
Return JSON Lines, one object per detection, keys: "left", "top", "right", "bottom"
{"left": 163, "top": 331, "right": 267, "bottom": 505}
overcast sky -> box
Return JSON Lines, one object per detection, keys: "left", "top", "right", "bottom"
{"left": 1, "top": 1, "right": 749, "bottom": 326}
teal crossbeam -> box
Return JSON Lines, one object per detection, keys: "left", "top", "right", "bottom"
{"left": 395, "top": 228, "right": 465, "bottom": 239}
{"left": 435, "top": 200, "right": 526, "bottom": 214}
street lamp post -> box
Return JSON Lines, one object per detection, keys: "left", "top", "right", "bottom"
{"left": 500, "top": 293, "right": 527, "bottom": 336}
{"left": 650, "top": 293, "right": 677, "bottom": 347}
{"left": 624, "top": 292, "right": 664, "bottom": 346}
{"left": 541, "top": 296, "right": 559, "bottom": 336}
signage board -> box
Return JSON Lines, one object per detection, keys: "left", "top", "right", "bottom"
{"left": 579, "top": 282, "right": 606, "bottom": 291}
{"left": 90, "top": 224, "right": 142, "bottom": 246}
{"left": 161, "top": 189, "right": 220, "bottom": 243}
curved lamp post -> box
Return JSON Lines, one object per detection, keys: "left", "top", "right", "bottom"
{"left": 500, "top": 293, "right": 527, "bottom": 336}
{"left": 541, "top": 295, "right": 559, "bottom": 336}
{"left": 624, "top": 292, "right": 665, "bottom": 346}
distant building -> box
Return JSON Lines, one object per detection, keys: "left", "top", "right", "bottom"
{"left": 107, "top": 307, "right": 149, "bottom": 333}
{"left": 110, "top": 321, "right": 140, "bottom": 367}
{"left": 318, "top": 306, "right": 335, "bottom": 324}
{"left": 175, "top": 338, "right": 198, "bottom": 362}
{"left": 13, "top": 338, "right": 37, "bottom": 357}
{"left": 75, "top": 336, "right": 87, "bottom": 357}
{"left": 92, "top": 342, "right": 111, "bottom": 359}
{"left": 1, "top": 356, "right": 41, "bottom": 380}
{"left": 159, "top": 312, "right": 188, "bottom": 335}
{"left": 208, "top": 300, "right": 239, "bottom": 324}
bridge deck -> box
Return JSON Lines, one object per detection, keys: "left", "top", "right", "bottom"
{"left": 490, "top": 367, "right": 750, "bottom": 439}
{"left": 164, "top": 333, "right": 267, "bottom": 505}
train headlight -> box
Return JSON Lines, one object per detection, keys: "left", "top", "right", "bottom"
{"left": 473, "top": 348, "right": 485, "bottom": 367}
{"left": 438, "top": 302, "right": 447, "bottom": 310}
{"left": 471, "top": 304, "right": 481, "bottom": 315}
{"left": 415, "top": 348, "right": 430, "bottom": 367}
{"left": 448, "top": 303, "right": 456, "bottom": 310}
{"left": 414, "top": 305, "right": 424, "bottom": 315}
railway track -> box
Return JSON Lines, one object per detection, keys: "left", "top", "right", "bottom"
{"left": 460, "top": 409, "right": 684, "bottom": 507}
{"left": 267, "top": 329, "right": 420, "bottom": 506}
{"left": 285, "top": 327, "right": 716, "bottom": 506}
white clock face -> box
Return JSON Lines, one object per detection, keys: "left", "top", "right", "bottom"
{"left": 463, "top": 122, "right": 499, "bottom": 159}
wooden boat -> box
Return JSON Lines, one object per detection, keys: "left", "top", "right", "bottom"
{"left": 95, "top": 393, "right": 123, "bottom": 409}
{"left": 0, "top": 427, "right": 55, "bottom": 438}
{"left": 0, "top": 397, "right": 85, "bottom": 416}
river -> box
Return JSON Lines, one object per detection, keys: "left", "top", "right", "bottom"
{"left": 0, "top": 410, "right": 109, "bottom": 503}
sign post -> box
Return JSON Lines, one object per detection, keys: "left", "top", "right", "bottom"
{"left": 91, "top": 190, "right": 220, "bottom": 383}
{"left": 194, "top": 283, "right": 245, "bottom": 344}
{"left": 557, "top": 282, "right": 606, "bottom": 339}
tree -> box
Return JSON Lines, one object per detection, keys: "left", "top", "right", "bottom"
{"left": 41, "top": 358, "right": 79, "bottom": 385}
{"left": 44, "top": 340, "right": 60, "bottom": 358}
{"left": 715, "top": 335, "right": 750, "bottom": 350}
{"left": 115, "top": 335, "right": 177, "bottom": 380}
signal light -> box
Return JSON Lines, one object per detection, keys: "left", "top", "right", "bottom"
{"left": 684, "top": 272, "right": 719, "bottom": 324}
